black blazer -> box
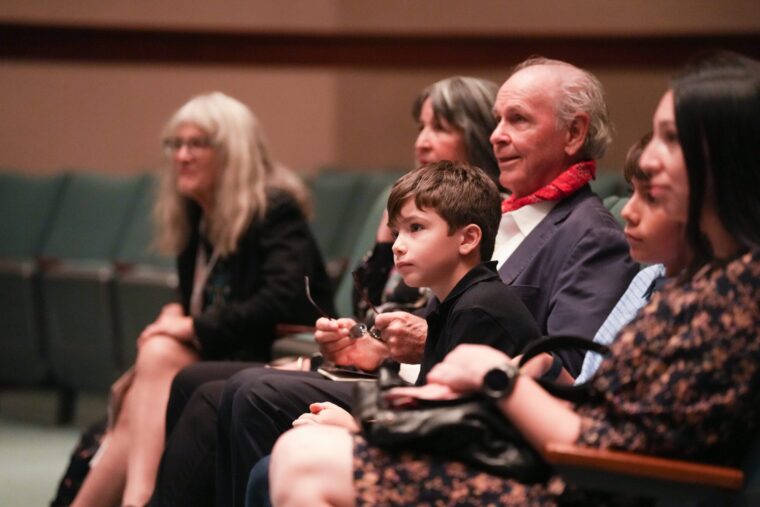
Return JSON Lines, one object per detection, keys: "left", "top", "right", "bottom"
{"left": 498, "top": 186, "right": 638, "bottom": 376}
{"left": 177, "top": 189, "right": 335, "bottom": 361}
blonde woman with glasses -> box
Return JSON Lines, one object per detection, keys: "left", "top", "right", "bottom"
{"left": 70, "top": 91, "right": 334, "bottom": 507}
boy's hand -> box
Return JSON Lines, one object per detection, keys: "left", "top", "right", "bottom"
{"left": 373, "top": 312, "right": 427, "bottom": 364}
{"left": 315, "top": 317, "right": 389, "bottom": 370}
{"left": 314, "top": 317, "right": 358, "bottom": 363}
{"left": 292, "top": 402, "right": 359, "bottom": 432}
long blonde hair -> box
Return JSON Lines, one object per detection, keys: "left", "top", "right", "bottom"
{"left": 155, "top": 92, "right": 310, "bottom": 256}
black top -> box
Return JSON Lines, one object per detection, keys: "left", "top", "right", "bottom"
{"left": 177, "top": 189, "right": 335, "bottom": 361}
{"left": 417, "top": 261, "right": 541, "bottom": 385}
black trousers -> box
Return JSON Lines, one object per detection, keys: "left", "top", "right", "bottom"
{"left": 216, "top": 368, "right": 355, "bottom": 507}
{"left": 150, "top": 361, "right": 255, "bottom": 507}
{"left": 149, "top": 363, "right": 354, "bottom": 507}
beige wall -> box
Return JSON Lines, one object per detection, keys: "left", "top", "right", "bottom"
{"left": 0, "top": 0, "right": 341, "bottom": 30}
{"left": 4, "top": 0, "right": 758, "bottom": 34}
{"left": 0, "top": 61, "right": 338, "bottom": 174}
{"left": 332, "top": 66, "right": 668, "bottom": 172}
{"left": 2, "top": 1, "right": 759, "bottom": 175}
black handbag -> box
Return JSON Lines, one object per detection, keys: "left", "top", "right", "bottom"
{"left": 353, "top": 336, "right": 608, "bottom": 482}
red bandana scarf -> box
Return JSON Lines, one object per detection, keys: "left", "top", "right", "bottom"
{"left": 501, "top": 160, "right": 596, "bottom": 213}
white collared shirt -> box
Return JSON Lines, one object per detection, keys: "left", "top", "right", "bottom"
{"left": 492, "top": 200, "right": 557, "bottom": 269}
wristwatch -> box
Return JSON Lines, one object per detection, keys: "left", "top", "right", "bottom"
{"left": 482, "top": 363, "right": 520, "bottom": 400}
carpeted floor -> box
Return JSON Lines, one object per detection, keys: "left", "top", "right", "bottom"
{"left": 0, "top": 390, "right": 107, "bottom": 507}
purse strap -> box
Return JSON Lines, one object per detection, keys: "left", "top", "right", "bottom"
{"left": 517, "top": 335, "right": 609, "bottom": 403}
{"left": 519, "top": 335, "right": 609, "bottom": 363}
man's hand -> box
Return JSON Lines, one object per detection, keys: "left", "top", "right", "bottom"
{"left": 426, "top": 344, "right": 511, "bottom": 394}
{"left": 292, "top": 402, "right": 359, "bottom": 432}
{"left": 373, "top": 312, "right": 427, "bottom": 364}
{"left": 314, "top": 318, "right": 389, "bottom": 371}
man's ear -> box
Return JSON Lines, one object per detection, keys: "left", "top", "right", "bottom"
{"left": 459, "top": 224, "right": 482, "bottom": 256}
{"left": 564, "top": 112, "right": 590, "bottom": 158}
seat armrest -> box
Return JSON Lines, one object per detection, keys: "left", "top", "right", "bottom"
{"left": 272, "top": 324, "right": 319, "bottom": 359}
{"left": 276, "top": 323, "right": 317, "bottom": 337}
{"left": 545, "top": 442, "right": 744, "bottom": 490}
{"left": 0, "top": 257, "right": 37, "bottom": 276}
{"left": 117, "top": 263, "right": 179, "bottom": 288}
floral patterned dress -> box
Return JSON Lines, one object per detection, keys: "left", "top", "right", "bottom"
{"left": 353, "top": 249, "right": 760, "bottom": 506}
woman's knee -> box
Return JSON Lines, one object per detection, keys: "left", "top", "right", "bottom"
{"left": 270, "top": 426, "right": 354, "bottom": 506}
{"left": 135, "top": 337, "right": 196, "bottom": 378}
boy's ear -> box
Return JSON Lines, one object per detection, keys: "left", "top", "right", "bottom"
{"left": 458, "top": 224, "right": 482, "bottom": 256}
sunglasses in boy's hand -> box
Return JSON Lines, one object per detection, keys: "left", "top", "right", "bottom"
{"left": 304, "top": 275, "right": 382, "bottom": 341}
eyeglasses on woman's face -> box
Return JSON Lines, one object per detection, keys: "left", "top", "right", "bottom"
{"left": 162, "top": 136, "right": 213, "bottom": 158}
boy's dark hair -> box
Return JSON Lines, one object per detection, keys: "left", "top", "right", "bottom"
{"left": 387, "top": 160, "right": 501, "bottom": 260}
{"left": 623, "top": 132, "right": 653, "bottom": 184}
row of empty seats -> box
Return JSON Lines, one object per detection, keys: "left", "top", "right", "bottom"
{"left": 0, "top": 171, "right": 176, "bottom": 421}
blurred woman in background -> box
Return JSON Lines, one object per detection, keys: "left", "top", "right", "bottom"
{"left": 71, "top": 91, "right": 333, "bottom": 507}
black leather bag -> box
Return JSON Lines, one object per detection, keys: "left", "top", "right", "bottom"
{"left": 354, "top": 336, "right": 608, "bottom": 482}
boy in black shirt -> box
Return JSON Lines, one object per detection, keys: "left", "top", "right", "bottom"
{"left": 383, "top": 160, "right": 540, "bottom": 384}
{"left": 293, "top": 160, "right": 541, "bottom": 429}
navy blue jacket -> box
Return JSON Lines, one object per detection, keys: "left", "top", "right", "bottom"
{"left": 498, "top": 186, "right": 637, "bottom": 376}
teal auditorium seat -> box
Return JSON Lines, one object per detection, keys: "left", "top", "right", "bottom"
{"left": 603, "top": 195, "right": 629, "bottom": 229}
{"left": 308, "top": 168, "right": 404, "bottom": 285}
{"left": 0, "top": 171, "right": 68, "bottom": 385}
{"left": 590, "top": 171, "right": 629, "bottom": 200}
{"left": 113, "top": 176, "right": 179, "bottom": 367}
{"left": 328, "top": 170, "right": 405, "bottom": 279}
{"left": 308, "top": 169, "right": 365, "bottom": 281}
{"left": 332, "top": 183, "right": 396, "bottom": 318}
{"left": 41, "top": 172, "right": 149, "bottom": 393}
